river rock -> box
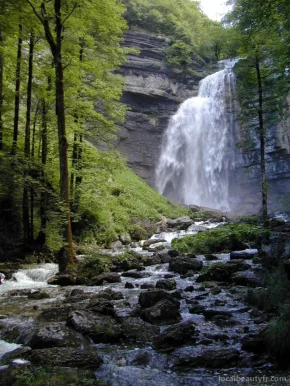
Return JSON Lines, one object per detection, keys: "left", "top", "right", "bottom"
{"left": 232, "top": 271, "right": 263, "bottom": 287}
{"left": 88, "top": 272, "right": 121, "bottom": 285}
{"left": 0, "top": 346, "right": 32, "bottom": 365}
{"left": 24, "top": 323, "right": 90, "bottom": 349}
{"left": 167, "top": 216, "right": 194, "bottom": 230}
{"left": 153, "top": 322, "right": 195, "bottom": 352}
{"left": 121, "top": 317, "right": 160, "bottom": 343}
{"left": 155, "top": 278, "right": 176, "bottom": 291}
{"left": 122, "top": 270, "right": 151, "bottom": 279}
{"left": 67, "top": 310, "right": 122, "bottom": 343}
{"left": 37, "top": 305, "right": 79, "bottom": 322}
{"left": 140, "top": 283, "right": 155, "bottom": 289}
{"left": 138, "top": 289, "right": 180, "bottom": 308}
{"left": 125, "top": 282, "right": 134, "bottom": 289}
{"left": 230, "top": 250, "right": 258, "bottom": 260}
{"left": 48, "top": 273, "right": 78, "bottom": 286}
{"left": 189, "top": 304, "right": 206, "bottom": 314}
{"left": 140, "top": 299, "right": 181, "bottom": 325}
{"left": 187, "top": 224, "right": 208, "bottom": 232}
{"left": 93, "top": 288, "right": 124, "bottom": 300}
{"left": 143, "top": 239, "right": 167, "bottom": 248}
{"left": 169, "top": 257, "right": 203, "bottom": 275}
{"left": 143, "top": 254, "right": 162, "bottom": 266}
{"left": 27, "top": 290, "right": 51, "bottom": 299}
{"left": 202, "top": 309, "right": 233, "bottom": 320}
{"left": 196, "top": 262, "right": 246, "bottom": 283}
{"left": 119, "top": 233, "right": 131, "bottom": 245}
{"left": 168, "top": 249, "right": 179, "bottom": 257}
{"left": 109, "top": 240, "right": 123, "bottom": 249}
{"left": 86, "top": 298, "right": 116, "bottom": 317}
{"left": 157, "top": 250, "right": 171, "bottom": 263}
{"left": 24, "top": 347, "right": 103, "bottom": 369}
{"left": 171, "top": 346, "right": 240, "bottom": 369}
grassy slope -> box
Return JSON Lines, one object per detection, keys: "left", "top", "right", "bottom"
{"left": 68, "top": 144, "right": 189, "bottom": 247}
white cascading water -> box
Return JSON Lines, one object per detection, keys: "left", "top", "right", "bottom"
{"left": 156, "top": 60, "right": 239, "bottom": 211}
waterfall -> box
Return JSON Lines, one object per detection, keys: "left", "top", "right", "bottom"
{"left": 156, "top": 59, "right": 239, "bottom": 211}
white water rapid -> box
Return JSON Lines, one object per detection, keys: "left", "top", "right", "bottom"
{"left": 0, "top": 263, "right": 58, "bottom": 295}
{"left": 156, "top": 59, "right": 239, "bottom": 211}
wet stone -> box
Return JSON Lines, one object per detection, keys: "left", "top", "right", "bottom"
{"left": 125, "top": 282, "right": 134, "bottom": 289}
{"left": 155, "top": 279, "right": 176, "bottom": 291}
{"left": 169, "top": 257, "right": 203, "bottom": 275}
{"left": 86, "top": 298, "right": 116, "bottom": 317}
{"left": 140, "top": 299, "right": 181, "bottom": 325}
{"left": 153, "top": 322, "right": 196, "bottom": 352}
{"left": 139, "top": 289, "right": 180, "bottom": 309}
{"left": 122, "top": 271, "right": 151, "bottom": 279}
{"left": 121, "top": 317, "right": 160, "bottom": 343}
{"left": 88, "top": 272, "right": 121, "bottom": 286}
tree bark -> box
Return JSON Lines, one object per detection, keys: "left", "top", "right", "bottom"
{"left": 255, "top": 54, "right": 268, "bottom": 225}
{"left": 11, "top": 24, "right": 23, "bottom": 155}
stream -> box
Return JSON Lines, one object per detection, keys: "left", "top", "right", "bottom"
{"left": 0, "top": 222, "right": 289, "bottom": 385}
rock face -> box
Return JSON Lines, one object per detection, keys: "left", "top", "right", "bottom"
{"left": 116, "top": 30, "right": 216, "bottom": 186}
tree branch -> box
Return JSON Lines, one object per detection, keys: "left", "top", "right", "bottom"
{"left": 62, "top": 2, "right": 78, "bottom": 26}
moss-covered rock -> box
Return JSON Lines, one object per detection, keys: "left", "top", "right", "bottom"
{"left": 172, "top": 224, "right": 262, "bottom": 254}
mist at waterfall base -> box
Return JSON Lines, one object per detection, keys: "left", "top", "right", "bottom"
{"left": 156, "top": 60, "right": 241, "bottom": 213}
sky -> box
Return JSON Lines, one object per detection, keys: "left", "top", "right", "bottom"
{"left": 199, "top": 0, "right": 231, "bottom": 21}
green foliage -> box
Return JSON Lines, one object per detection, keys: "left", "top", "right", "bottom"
{"left": 76, "top": 143, "right": 189, "bottom": 245}
{"left": 78, "top": 254, "right": 109, "bottom": 278}
{"left": 245, "top": 266, "right": 290, "bottom": 311}
{"left": 265, "top": 303, "right": 290, "bottom": 365}
{"left": 122, "top": 0, "right": 230, "bottom": 66}
{"left": 172, "top": 224, "right": 261, "bottom": 254}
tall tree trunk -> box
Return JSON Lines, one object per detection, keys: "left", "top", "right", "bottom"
{"left": 11, "top": 24, "right": 23, "bottom": 155}
{"left": 23, "top": 32, "right": 35, "bottom": 243}
{"left": 27, "top": 0, "right": 75, "bottom": 270}
{"left": 36, "top": 98, "right": 48, "bottom": 245}
{"left": 0, "top": 29, "right": 4, "bottom": 151}
{"left": 255, "top": 54, "right": 268, "bottom": 225}
{"left": 24, "top": 32, "right": 34, "bottom": 156}
{"left": 54, "top": 0, "right": 74, "bottom": 268}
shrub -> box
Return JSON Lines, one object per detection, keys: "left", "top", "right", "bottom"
{"left": 172, "top": 224, "right": 262, "bottom": 254}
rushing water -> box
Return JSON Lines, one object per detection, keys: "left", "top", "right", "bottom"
{"left": 0, "top": 263, "right": 58, "bottom": 295}
{"left": 156, "top": 60, "right": 239, "bottom": 212}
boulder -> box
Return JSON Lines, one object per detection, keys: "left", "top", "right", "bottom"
{"left": 122, "top": 270, "right": 151, "bottom": 279}
{"left": 119, "top": 234, "right": 131, "bottom": 245}
{"left": 121, "top": 317, "right": 160, "bottom": 343}
{"left": 143, "top": 254, "right": 162, "bottom": 266}
{"left": 27, "top": 290, "right": 50, "bottom": 300}
{"left": 169, "top": 257, "right": 203, "bottom": 275}
{"left": 109, "top": 240, "right": 123, "bottom": 249}
{"left": 189, "top": 304, "right": 206, "bottom": 314}
{"left": 155, "top": 279, "right": 176, "bottom": 291}
{"left": 67, "top": 310, "right": 122, "bottom": 343}
{"left": 0, "top": 346, "right": 32, "bottom": 365}
{"left": 86, "top": 298, "right": 116, "bottom": 317}
{"left": 92, "top": 288, "right": 124, "bottom": 300}
{"left": 143, "top": 239, "right": 167, "bottom": 248}
{"left": 140, "top": 299, "right": 181, "bottom": 325}
{"left": 172, "top": 347, "right": 240, "bottom": 369}
{"left": 167, "top": 216, "right": 194, "bottom": 230}
{"left": 48, "top": 273, "right": 77, "bottom": 286}
{"left": 125, "top": 282, "right": 134, "bottom": 289}
{"left": 25, "top": 324, "right": 89, "bottom": 349}
{"left": 88, "top": 272, "right": 121, "bottom": 286}
{"left": 138, "top": 289, "right": 180, "bottom": 309}
{"left": 202, "top": 309, "right": 233, "bottom": 320}
{"left": 153, "top": 322, "right": 195, "bottom": 351}
{"left": 196, "top": 262, "right": 247, "bottom": 283}
{"left": 232, "top": 271, "right": 263, "bottom": 287}
{"left": 230, "top": 250, "right": 258, "bottom": 260}
{"left": 25, "top": 347, "right": 103, "bottom": 369}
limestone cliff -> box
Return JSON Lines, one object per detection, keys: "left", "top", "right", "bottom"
{"left": 116, "top": 30, "right": 216, "bottom": 187}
